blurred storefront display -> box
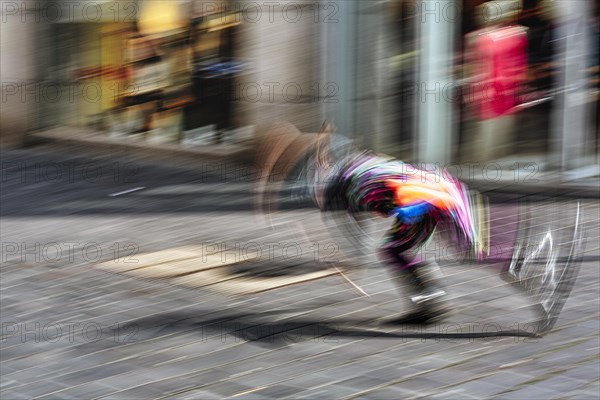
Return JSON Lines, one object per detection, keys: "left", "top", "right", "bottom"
{"left": 374, "top": 0, "right": 598, "bottom": 171}
{"left": 462, "top": 1, "right": 528, "bottom": 163}
{"left": 33, "top": 0, "right": 250, "bottom": 146}
{"left": 5, "top": 0, "right": 597, "bottom": 173}
{"left": 185, "top": 9, "right": 245, "bottom": 144}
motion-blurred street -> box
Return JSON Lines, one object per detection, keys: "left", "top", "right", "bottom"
{"left": 1, "top": 148, "right": 598, "bottom": 399}
{"left": 2, "top": 0, "right": 599, "bottom": 398}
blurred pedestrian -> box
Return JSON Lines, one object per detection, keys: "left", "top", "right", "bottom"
{"left": 311, "top": 123, "right": 482, "bottom": 323}
{"left": 258, "top": 122, "right": 483, "bottom": 323}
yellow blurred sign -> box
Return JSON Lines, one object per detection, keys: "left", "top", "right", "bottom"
{"left": 137, "top": 0, "right": 187, "bottom": 36}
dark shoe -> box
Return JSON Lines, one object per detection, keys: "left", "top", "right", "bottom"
{"left": 386, "top": 259, "right": 451, "bottom": 324}
{"left": 387, "top": 289, "right": 451, "bottom": 325}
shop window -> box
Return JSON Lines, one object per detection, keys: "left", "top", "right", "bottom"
{"left": 183, "top": 8, "right": 243, "bottom": 143}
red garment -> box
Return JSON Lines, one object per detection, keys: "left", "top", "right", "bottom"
{"left": 472, "top": 26, "right": 528, "bottom": 119}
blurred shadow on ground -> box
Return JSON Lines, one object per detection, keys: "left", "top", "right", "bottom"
{"left": 118, "top": 310, "right": 539, "bottom": 349}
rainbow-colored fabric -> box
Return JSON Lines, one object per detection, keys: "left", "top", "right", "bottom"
{"left": 339, "top": 152, "right": 482, "bottom": 257}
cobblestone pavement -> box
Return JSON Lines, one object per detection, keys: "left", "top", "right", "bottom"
{"left": 1, "top": 149, "right": 599, "bottom": 399}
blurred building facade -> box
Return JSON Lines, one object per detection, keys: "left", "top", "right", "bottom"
{"left": 1, "top": 0, "right": 598, "bottom": 174}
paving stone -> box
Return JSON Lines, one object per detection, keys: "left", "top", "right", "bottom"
{"left": 282, "top": 372, "right": 345, "bottom": 389}
{"left": 248, "top": 384, "right": 304, "bottom": 398}
{"left": 200, "top": 381, "right": 255, "bottom": 398}
{"left": 1, "top": 149, "right": 598, "bottom": 399}
{"left": 356, "top": 386, "right": 424, "bottom": 399}
{"left": 559, "top": 365, "right": 600, "bottom": 382}
{"left": 448, "top": 380, "right": 511, "bottom": 398}
{"left": 34, "top": 382, "right": 119, "bottom": 399}
{"left": 3, "top": 380, "right": 70, "bottom": 398}
{"left": 51, "top": 363, "right": 135, "bottom": 386}
{"left": 228, "top": 371, "right": 286, "bottom": 388}
{"left": 496, "top": 385, "right": 568, "bottom": 399}
{"left": 526, "top": 375, "right": 590, "bottom": 393}
{"left": 392, "top": 376, "right": 458, "bottom": 394}
{"left": 335, "top": 375, "right": 392, "bottom": 391}
{"left": 364, "top": 365, "right": 426, "bottom": 382}
{"left": 101, "top": 384, "right": 167, "bottom": 399}
{"left": 292, "top": 383, "right": 360, "bottom": 399}
{"left": 427, "top": 389, "right": 480, "bottom": 399}
{"left": 0, "top": 391, "right": 31, "bottom": 400}
{"left": 136, "top": 376, "right": 201, "bottom": 396}
{"left": 166, "top": 388, "right": 223, "bottom": 399}
{"left": 467, "top": 371, "right": 534, "bottom": 390}
{"left": 316, "top": 364, "right": 373, "bottom": 381}
{"left": 560, "top": 385, "right": 600, "bottom": 400}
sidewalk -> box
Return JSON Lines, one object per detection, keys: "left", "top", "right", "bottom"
{"left": 28, "top": 127, "right": 257, "bottom": 166}
{"left": 28, "top": 128, "right": 599, "bottom": 199}
{"left": 2, "top": 148, "right": 598, "bottom": 399}
{"left": 459, "top": 156, "right": 600, "bottom": 199}
{"left": 2, "top": 205, "right": 598, "bottom": 399}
